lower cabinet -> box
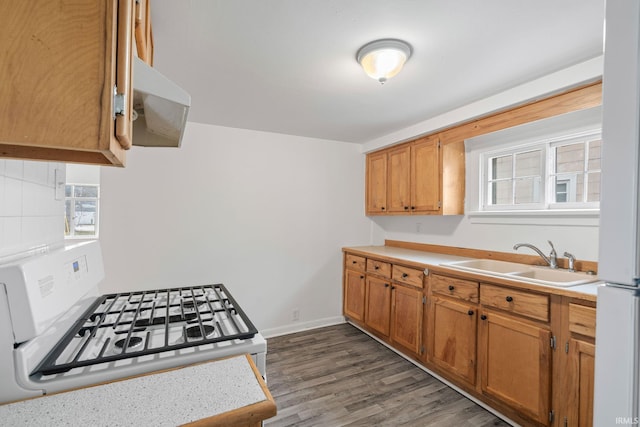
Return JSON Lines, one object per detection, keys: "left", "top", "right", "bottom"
{"left": 365, "top": 275, "right": 392, "bottom": 336}
{"left": 343, "top": 269, "right": 366, "bottom": 322}
{"left": 568, "top": 339, "right": 595, "bottom": 427}
{"left": 478, "top": 309, "right": 552, "bottom": 426}
{"left": 429, "top": 296, "right": 477, "bottom": 385}
{"left": 390, "top": 284, "right": 423, "bottom": 355}
{"left": 342, "top": 253, "right": 596, "bottom": 427}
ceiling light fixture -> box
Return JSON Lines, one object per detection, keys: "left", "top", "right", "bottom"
{"left": 356, "top": 39, "right": 412, "bottom": 84}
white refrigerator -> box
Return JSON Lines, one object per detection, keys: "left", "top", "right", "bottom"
{"left": 594, "top": 0, "right": 640, "bottom": 424}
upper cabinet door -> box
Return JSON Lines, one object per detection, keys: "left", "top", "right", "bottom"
{"left": 366, "top": 151, "right": 388, "bottom": 214}
{"left": 411, "top": 135, "right": 441, "bottom": 213}
{"left": 387, "top": 145, "right": 411, "bottom": 213}
{"left": 0, "top": 0, "right": 134, "bottom": 166}
{"left": 134, "top": 0, "right": 154, "bottom": 64}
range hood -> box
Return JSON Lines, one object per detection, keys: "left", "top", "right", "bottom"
{"left": 132, "top": 57, "right": 191, "bottom": 148}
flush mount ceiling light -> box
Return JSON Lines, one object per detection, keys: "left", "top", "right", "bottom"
{"left": 356, "top": 39, "right": 412, "bottom": 84}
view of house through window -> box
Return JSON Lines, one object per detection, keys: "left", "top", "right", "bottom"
{"left": 482, "top": 130, "right": 601, "bottom": 210}
{"left": 65, "top": 164, "right": 100, "bottom": 239}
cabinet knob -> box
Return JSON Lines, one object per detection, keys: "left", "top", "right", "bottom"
{"left": 381, "top": 207, "right": 385, "bottom": 210}
{"left": 375, "top": 266, "right": 379, "bottom": 270}
{"left": 391, "top": 286, "right": 395, "bottom": 290}
{"left": 360, "top": 275, "right": 364, "bottom": 279}
{"left": 352, "top": 260, "right": 357, "bottom": 264}
{"left": 384, "top": 283, "right": 389, "bottom": 288}
{"left": 411, "top": 206, "right": 415, "bottom": 210}
{"left": 481, "top": 315, "right": 487, "bottom": 320}
{"left": 468, "top": 310, "right": 474, "bottom": 316}
{"left": 404, "top": 206, "right": 409, "bottom": 210}
{"left": 448, "top": 285, "right": 455, "bottom": 291}
{"left": 505, "top": 296, "right": 513, "bottom": 302}
{"left": 402, "top": 273, "right": 408, "bottom": 278}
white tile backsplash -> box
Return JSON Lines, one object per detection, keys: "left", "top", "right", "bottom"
{"left": 0, "top": 160, "right": 65, "bottom": 260}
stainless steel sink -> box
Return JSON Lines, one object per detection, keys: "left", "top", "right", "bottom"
{"left": 444, "top": 259, "right": 599, "bottom": 287}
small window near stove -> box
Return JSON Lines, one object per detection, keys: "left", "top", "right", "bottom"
{"left": 65, "top": 164, "right": 100, "bottom": 239}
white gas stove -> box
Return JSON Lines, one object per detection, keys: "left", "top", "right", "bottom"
{"left": 0, "top": 241, "right": 266, "bottom": 404}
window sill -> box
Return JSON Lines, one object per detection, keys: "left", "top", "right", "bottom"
{"left": 467, "top": 209, "right": 599, "bottom": 226}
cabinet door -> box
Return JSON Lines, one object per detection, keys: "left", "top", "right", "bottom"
{"left": 411, "top": 135, "right": 440, "bottom": 213}
{"left": 365, "top": 276, "right": 391, "bottom": 336}
{"left": 387, "top": 145, "right": 411, "bottom": 213}
{"left": 478, "top": 310, "right": 552, "bottom": 426}
{"left": 390, "top": 284, "right": 423, "bottom": 354}
{"left": 429, "top": 296, "right": 477, "bottom": 385}
{"left": 366, "top": 152, "right": 388, "bottom": 214}
{"left": 134, "top": 0, "right": 154, "bottom": 64}
{"left": 344, "top": 269, "right": 366, "bottom": 323}
{"left": 567, "top": 339, "right": 595, "bottom": 427}
{"left": 0, "top": 0, "right": 131, "bottom": 166}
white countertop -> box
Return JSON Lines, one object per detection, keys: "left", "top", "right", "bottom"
{"left": 0, "top": 355, "right": 271, "bottom": 427}
{"left": 344, "top": 245, "right": 472, "bottom": 266}
{"left": 345, "top": 245, "right": 602, "bottom": 298}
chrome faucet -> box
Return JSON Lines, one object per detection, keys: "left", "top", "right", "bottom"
{"left": 513, "top": 240, "right": 558, "bottom": 269}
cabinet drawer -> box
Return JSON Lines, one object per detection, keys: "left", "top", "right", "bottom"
{"left": 431, "top": 274, "right": 479, "bottom": 303}
{"left": 392, "top": 265, "right": 424, "bottom": 288}
{"left": 480, "top": 284, "right": 549, "bottom": 322}
{"left": 569, "top": 303, "right": 597, "bottom": 338}
{"left": 345, "top": 254, "right": 366, "bottom": 272}
{"left": 366, "top": 259, "right": 392, "bottom": 278}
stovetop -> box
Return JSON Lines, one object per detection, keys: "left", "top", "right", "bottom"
{"left": 33, "top": 284, "right": 257, "bottom": 376}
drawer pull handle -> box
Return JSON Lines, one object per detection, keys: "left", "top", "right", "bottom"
{"left": 402, "top": 273, "right": 408, "bottom": 278}
{"left": 448, "top": 285, "right": 455, "bottom": 291}
{"left": 468, "top": 310, "right": 474, "bottom": 316}
{"left": 481, "top": 314, "right": 487, "bottom": 320}
{"left": 505, "top": 296, "right": 513, "bottom": 302}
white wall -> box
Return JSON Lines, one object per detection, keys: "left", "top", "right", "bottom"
{"left": 370, "top": 215, "right": 599, "bottom": 261}
{"left": 0, "top": 159, "right": 65, "bottom": 261}
{"left": 99, "top": 123, "right": 371, "bottom": 337}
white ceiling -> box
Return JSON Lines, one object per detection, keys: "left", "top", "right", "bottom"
{"left": 150, "top": 0, "right": 604, "bottom": 144}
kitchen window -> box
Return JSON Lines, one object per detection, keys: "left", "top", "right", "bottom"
{"left": 481, "top": 130, "right": 601, "bottom": 211}
{"left": 64, "top": 164, "right": 100, "bottom": 239}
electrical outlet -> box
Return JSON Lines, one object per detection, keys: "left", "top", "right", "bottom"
{"left": 292, "top": 309, "right": 300, "bottom": 321}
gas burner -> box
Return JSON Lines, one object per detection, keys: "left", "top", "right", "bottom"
{"left": 185, "top": 325, "right": 215, "bottom": 339}
{"left": 182, "top": 299, "right": 207, "bottom": 310}
{"left": 114, "top": 336, "right": 143, "bottom": 350}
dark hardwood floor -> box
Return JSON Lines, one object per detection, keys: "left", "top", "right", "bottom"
{"left": 264, "top": 323, "right": 512, "bottom": 427}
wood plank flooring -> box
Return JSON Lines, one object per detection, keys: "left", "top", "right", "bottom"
{"left": 264, "top": 323, "right": 512, "bottom": 427}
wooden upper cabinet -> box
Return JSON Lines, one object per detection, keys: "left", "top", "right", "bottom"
{"left": 0, "top": 0, "right": 135, "bottom": 166}
{"left": 366, "top": 151, "right": 388, "bottom": 214}
{"left": 134, "top": 0, "right": 154, "bottom": 65}
{"left": 411, "top": 135, "right": 440, "bottom": 213}
{"left": 365, "top": 134, "right": 462, "bottom": 216}
{"left": 387, "top": 145, "right": 412, "bottom": 213}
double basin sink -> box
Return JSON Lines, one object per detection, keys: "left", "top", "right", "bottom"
{"left": 443, "top": 259, "right": 599, "bottom": 287}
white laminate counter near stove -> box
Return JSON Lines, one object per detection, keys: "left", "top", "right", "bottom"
{"left": 0, "top": 354, "right": 276, "bottom": 427}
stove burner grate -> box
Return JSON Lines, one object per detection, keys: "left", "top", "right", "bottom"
{"left": 33, "top": 284, "right": 258, "bottom": 376}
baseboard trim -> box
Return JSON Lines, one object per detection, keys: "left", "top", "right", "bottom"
{"left": 261, "top": 316, "right": 346, "bottom": 339}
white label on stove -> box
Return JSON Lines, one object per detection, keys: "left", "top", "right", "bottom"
{"left": 38, "top": 275, "right": 55, "bottom": 298}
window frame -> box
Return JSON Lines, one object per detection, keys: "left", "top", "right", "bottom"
{"left": 479, "top": 129, "right": 601, "bottom": 212}
{"left": 64, "top": 183, "right": 100, "bottom": 239}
